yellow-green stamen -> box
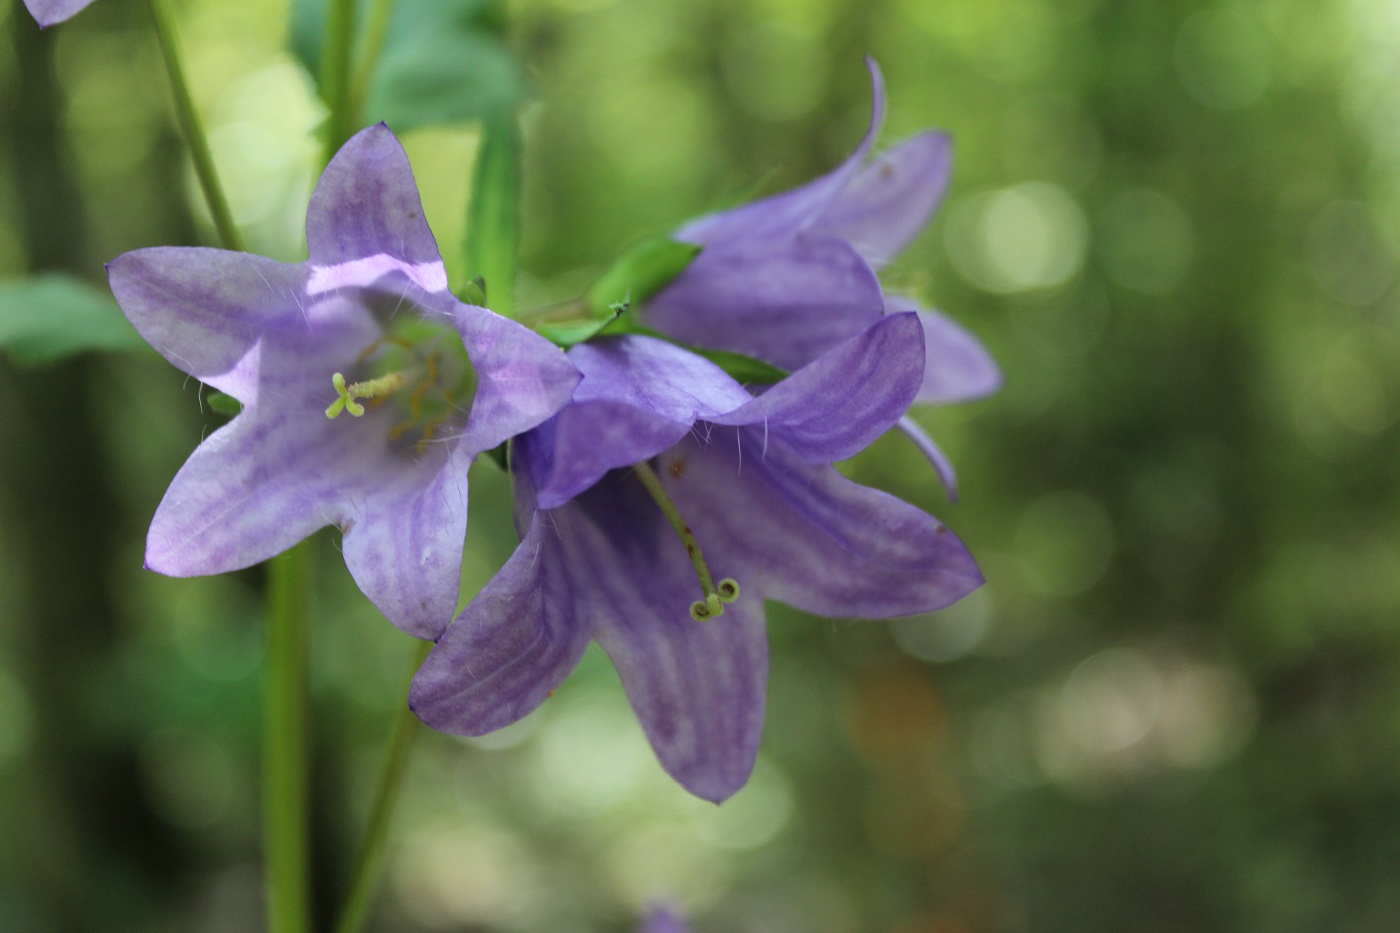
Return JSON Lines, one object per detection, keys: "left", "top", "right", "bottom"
{"left": 632, "top": 460, "right": 741, "bottom": 621}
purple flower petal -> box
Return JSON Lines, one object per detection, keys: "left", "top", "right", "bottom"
{"left": 451, "top": 302, "right": 581, "bottom": 455}
{"left": 644, "top": 235, "right": 884, "bottom": 371}
{"left": 658, "top": 429, "right": 983, "bottom": 619}
{"left": 340, "top": 441, "right": 473, "bottom": 640}
{"left": 674, "top": 58, "right": 886, "bottom": 246}
{"left": 638, "top": 903, "right": 691, "bottom": 933}
{"left": 106, "top": 249, "right": 335, "bottom": 401}
{"left": 23, "top": 0, "right": 96, "bottom": 26}
{"left": 812, "top": 131, "right": 952, "bottom": 268}
{"left": 896, "top": 415, "right": 958, "bottom": 500}
{"left": 305, "top": 125, "right": 445, "bottom": 277}
{"left": 713, "top": 312, "right": 924, "bottom": 462}
{"left": 886, "top": 297, "right": 1002, "bottom": 404}
{"left": 410, "top": 471, "right": 591, "bottom": 731}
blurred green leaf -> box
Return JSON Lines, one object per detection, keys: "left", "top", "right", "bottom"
{"left": 0, "top": 274, "right": 148, "bottom": 366}
{"left": 465, "top": 109, "right": 521, "bottom": 315}
{"left": 291, "top": 0, "right": 526, "bottom": 131}
{"left": 585, "top": 236, "right": 702, "bottom": 316}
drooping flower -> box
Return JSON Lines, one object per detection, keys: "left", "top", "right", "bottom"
{"left": 637, "top": 903, "right": 690, "bottom": 933}
{"left": 643, "top": 58, "right": 999, "bottom": 494}
{"left": 107, "top": 125, "right": 579, "bottom": 639}
{"left": 409, "top": 313, "right": 983, "bottom": 801}
{"left": 23, "top": 0, "right": 97, "bottom": 27}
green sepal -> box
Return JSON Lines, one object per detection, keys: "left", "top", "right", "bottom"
{"left": 534, "top": 302, "right": 627, "bottom": 349}
{"left": 206, "top": 392, "right": 243, "bottom": 417}
{"left": 585, "top": 236, "right": 702, "bottom": 317}
{"left": 456, "top": 277, "right": 488, "bottom": 307}
{"left": 683, "top": 346, "right": 788, "bottom": 385}
{"left": 483, "top": 440, "right": 509, "bottom": 472}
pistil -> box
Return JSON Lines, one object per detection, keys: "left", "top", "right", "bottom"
{"left": 633, "top": 460, "right": 740, "bottom": 621}
{"left": 325, "top": 371, "right": 409, "bottom": 419}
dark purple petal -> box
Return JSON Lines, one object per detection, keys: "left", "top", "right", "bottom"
{"left": 811, "top": 131, "right": 952, "bottom": 268}
{"left": 530, "top": 336, "right": 752, "bottom": 506}
{"left": 644, "top": 235, "right": 884, "bottom": 371}
{"left": 341, "top": 442, "right": 473, "bottom": 639}
{"left": 713, "top": 312, "right": 924, "bottom": 462}
{"left": 451, "top": 302, "right": 581, "bottom": 455}
{"left": 539, "top": 467, "right": 768, "bottom": 803}
{"left": 896, "top": 415, "right": 958, "bottom": 499}
{"left": 657, "top": 430, "right": 983, "bottom": 619}
{"left": 884, "top": 298, "right": 1002, "bottom": 404}
{"left": 23, "top": 0, "right": 95, "bottom": 26}
{"left": 410, "top": 476, "right": 591, "bottom": 731}
{"left": 305, "top": 125, "right": 444, "bottom": 273}
{"left": 106, "top": 248, "right": 325, "bottom": 400}
{"left": 673, "top": 59, "right": 886, "bottom": 246}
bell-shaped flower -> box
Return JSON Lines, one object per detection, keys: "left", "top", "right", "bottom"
{"left": 107, "top": 125, "right": 579, "bottom": 639}
{"left": 643, "top": 58, "right": 999, "bottom": 494}
{"left": 23, "top": 0, "right": 97, "bottom": 27}
{"left": 409, "top": 313, "right": 983, "bottom": 802}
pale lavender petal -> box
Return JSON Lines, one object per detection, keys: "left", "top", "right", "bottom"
{"left": 896, "top": 415, "right": 958, "bottom": 500}
{"left": 657, "top": 431, "right": 983, "bottom": 618}
{"left": 712, "top": 312, "right": 924, "bottom": 462}
{"left": 145, "top": 404, "right": 363, "bottom": 577}
{"left": 812, "top": 132, "right": 952, "bottom": 268}
{"left": 23, "top": 0, "right": 96, "bottom": 26}
{"left": 644, "top": 235, "right": 884, "bottom": 371}
{"left": 106, "top": 249, "right": 321, "bottom": 400}
{"left": 341, "top": 442, "right": 473, "bottom": 639}
{"left": 305, "top": 124, "right": 443, "bottom": 271}
{"left": 410, "top": 476, "right": 591, "bottom": 729}
{"left": 675, "top": 58, "right": 886, "bottom": 246}
{"left": 451, "top": 302, "right": 580, "bottom": 455}
{"left": 886, "top": 297, "right": 1001, "bottom": 403}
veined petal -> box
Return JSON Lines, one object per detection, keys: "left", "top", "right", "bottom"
{"left": 341, "top": 441, "right": 473, "bottom": 640}
{"left": 644, "top": 235, "right": 884, "bottom": 371}
{"left": 659, "top": 429, "right": 983, "bottom": 619}
{"left": 145, "top": 402, "right": 362, "bottom": 577}
{"left": 410, "top": 466, "right": 590, "bottom": 733}
{"left": 543, "top": 468, "right": 768, "bottom": 803}
{"left": 529, "top": 402, "right": 694, "bottom": 510}
{"left": 812, "top": 131, "right": 952, "bottom": 268}
{"left": 106, "top": 248, "right": 317, "bottom": 400}
{"left": 712, "top": 312, "right": 924, "bottom": 462}
{"left": 305, "top": 124, "right": 443, "bottom": 271}
{"left": 674, "top": 58, "right": 887, "bottom": 245}
{"left": 886, "top": 298, "right": 1002, "bottom": 403}
{"left": 452, "top": 302, "right": 580, "bottom": 455}
{"left": 23, "top": 0, "right": 95, "bottom": 26}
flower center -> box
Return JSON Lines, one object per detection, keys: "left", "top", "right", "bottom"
{"left": 324, "top": 319, "right": 477, "bottom": 454}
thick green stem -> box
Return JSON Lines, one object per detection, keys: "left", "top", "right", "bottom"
{"left": 264, "top": 543, "right": 314, "bottom": 933}
{"left": 144, "top": 0, "right": 243, "bottom": 253}
{"left": 334, "top": 639, "right": 433, "bottom": 933}
{"left": 348, "top": 0, "right": 397, "bottom": 126}
{"left": 321, "top": 0, "right": 359, "bottom": 167}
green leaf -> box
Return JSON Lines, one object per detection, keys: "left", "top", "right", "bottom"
{"left": 464, "top": 109, "right": 521, "bottom": 316}
{"left": 534, "top": 303, "right": 627, "bottom": 348}
{"left": 585, "top": 237, "right": 703, "bottom": 316}
{"left": 206, "top": 392, "right": 243, "bottom": 416}
{"left": 0, "top": 274, "right": 148, "bottom": 366}
{"left": 291, "top": 0, "right": 527, "bottom": 132}
{"left": 679, "top": 346, "right": 788, "bottom": 385}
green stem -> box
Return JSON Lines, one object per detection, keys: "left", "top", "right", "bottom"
{"left": 321, "top": 0, "right": 359, "bottom": 167}
{"left": 334, "top": 639, "right": 433, "bottom": 933}
{"left": 348, "top": 0, "right": 397, "bottom": 127}
{"left": 264, "top": 542, "right": 314, "bottom": 933}
{"left": 144, "top": 0, "right": 243, "bottom": 253}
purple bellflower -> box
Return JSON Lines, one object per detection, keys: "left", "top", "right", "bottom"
{"left": 637, "top": 903, "right": 691, "bottom": 933}
{"left": 409, "top": 313, "right": 983, "bottom": 802}
{"left": 107, "top": 125, "right": 579, "bottom": 640}
{"left": 23, "top": 0, "right": 97, "bottom": 27}
{"left": 644, "top": 58, "right": 1000, "bottom": 495}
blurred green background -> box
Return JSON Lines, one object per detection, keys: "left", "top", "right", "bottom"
{"left": 4, "top": 0, "right": 1400, "bottom": 930}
